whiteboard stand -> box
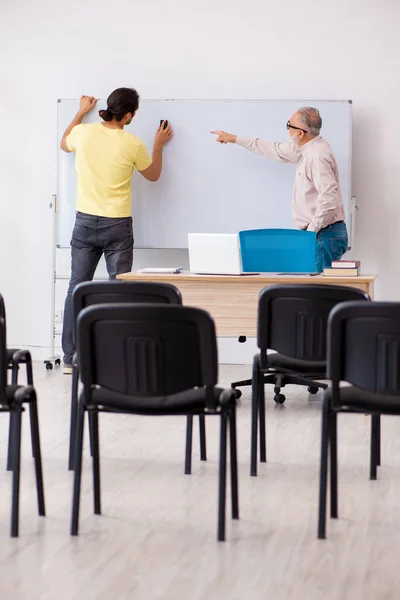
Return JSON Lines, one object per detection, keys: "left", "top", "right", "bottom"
{"left": 44, "top": 194, "right": 61, "bottom": 371}
{"left": 348, "top": 195, "right": 358, "bottom": 251}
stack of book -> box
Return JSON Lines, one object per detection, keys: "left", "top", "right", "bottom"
{"left": 323, "top": 260, "right": 361, "bottom": 277}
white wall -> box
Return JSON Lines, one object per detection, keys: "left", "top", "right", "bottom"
{"left": 1, "top": 0, "right": 399, "bottom": 360}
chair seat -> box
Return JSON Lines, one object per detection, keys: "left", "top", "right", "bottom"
{"left": 7, "top": 349, "right": 18, "bottom": 363}
{"left": 6, "top": 384, "right": 20, "bottom": 400}
{"left": 0, "top": 385, "right": 33, "bottom": 408}
{"left": 7, "top": 348, "right": 30, "bottom": 365}
{"left": 0, "top": 384, "right": 19, "bottom": 408}
{"left": 266, "top": 353, "right": 326, "bottom": 376}
{"left": 88, "top": 386, "right": 233, "bottom": 415}
{"left": 326, "top": 385, "right": 400, "bottom": 414}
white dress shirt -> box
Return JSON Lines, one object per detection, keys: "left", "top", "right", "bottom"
{"left": 235, "top": 135, "right": 345, "bottom": 232}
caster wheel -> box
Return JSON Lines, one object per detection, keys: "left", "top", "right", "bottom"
{"left": 234, "top": 389, "right": 242, "bottom": 400}
{"left": 274, "top": 394, "right": 285, "bottom": 404}
{"left": 307, "top": 386, "right": 319, "bottom": 395}
{"left": 55, "top": 359, "right": 61, "bottom": 366}
{"left": 45, "top": 362, "right": 53, "bottom": 371}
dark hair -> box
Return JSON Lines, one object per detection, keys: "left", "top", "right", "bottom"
{"left": 99, "top": 87, "right": 140, "bottom": 122}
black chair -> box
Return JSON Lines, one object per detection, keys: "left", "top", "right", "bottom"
{"left": 71, "top": 304, "right": 238, "bottom": 541}
{"left": 318, "top": 301, "right": 400, "bottom": 539}
{"left": 0, "top": 294, "right": 36, "bottom": 471}
{"left": 68, "top": 281, "right": 207, "bottom": 471}
{"left": 0, "top": 317, "right": 45, "bottom": 536}
{"left": 0, "top": 295, "right": 34, "bottom": 387}
{"left": 249, "top": 284, "right": 370, "bottom": 476}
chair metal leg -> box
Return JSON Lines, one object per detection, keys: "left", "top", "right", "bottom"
{"left": 68, "top": 364, "right": 80, "bottom": 471}
{"left": 184, "top": 416, "right": 193, "bottom": 475}
{"left": 89, "top": 411, "right": 101, "bottom": 515}
{"left": 318, "top": 396, "right": 330, "bottom": 539}
{"left": 250, "top": 358, "right": 260, "bottom": 476}
{"left": 370, "top": 415, "right": 379, "bottom": 480}
{"left": 26, "top": 360, "right": 33, "bottom": 386}
{"left": 11, "top": 364, "right": 18, "bottom": 385}
{"left": 231, "top": 378, "right": 252, "bottom": 390}
{"left": 71, "top": 401, "right": 85, "bottom": 536}
{"left": 284, "top": 374, "right": 327, "bottom": 390}
{"left": 376, "top": 415, "right": 381, "bottom": 467}
{"left": 29, "top": 406, "right": 36, "bottom": 460}
{"left": 6, "top": 416, "right": 13, "bottom": 471}
{"left": 229, "top": 408, "right": 239, "bottom": 520}
{"left": 218, "top": 411, "right": 228, "bottom": 542}
{"left": 259, "top": 374, "right": 266, "bottom": 463}
{"left": 89, "top": 411, "right": 94, "bottom": 458}
{"left": 25, "top": 361, "right": 35, "bottom": 460}
{"left": 11, "top": 409, "right": 22, "bottom": 537}
{"left": 7, "top": 360, "right": 33, "bottom": 471}
{"left": 330, "top": 412, "right": 338, "bottom": 519}
{"left": 199, "top": 415, "right": 207, "bottom": 461}
{"left": 29, "top": 395, "right": 46, "bottom": 516}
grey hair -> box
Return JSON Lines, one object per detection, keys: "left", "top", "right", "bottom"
{"left": 297, "top": 107, "right": 322, "bottom": 136}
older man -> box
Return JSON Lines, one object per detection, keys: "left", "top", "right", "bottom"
{"left": 211, "top": 107, "right": 347, "bottom": 272}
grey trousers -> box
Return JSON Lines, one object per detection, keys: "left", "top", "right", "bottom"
{"left": 61, "top": 211, "right": 134, "bottom": 364}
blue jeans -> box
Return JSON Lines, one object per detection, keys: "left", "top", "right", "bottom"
{"left": 315, "top": 221, "right": 348, "bottom": 273}
{"left": 62, "top": 212, "right": 134, "bottom": 364}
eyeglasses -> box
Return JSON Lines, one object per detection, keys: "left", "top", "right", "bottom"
{"left": 286, "top": 120, "right": 308, "bottom": 134}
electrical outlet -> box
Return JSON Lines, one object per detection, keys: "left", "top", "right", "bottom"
{"left": 54, "top": 310, "right": 63, "bottom": 323}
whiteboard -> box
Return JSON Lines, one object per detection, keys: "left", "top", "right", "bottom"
{"left": 57, "top": 99, "right": 352, "bottom": 249}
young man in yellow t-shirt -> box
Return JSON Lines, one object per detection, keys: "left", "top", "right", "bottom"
{"left": 60, "top": 87, "right": 172, "bottom": 373}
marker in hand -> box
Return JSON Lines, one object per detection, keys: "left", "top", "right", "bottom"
{"left": 155, "top": 121, "right": 173, "bottom": 146}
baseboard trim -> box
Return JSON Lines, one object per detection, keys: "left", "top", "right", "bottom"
{"left": 9, "top": 337, "right": 257, "bottom": 365}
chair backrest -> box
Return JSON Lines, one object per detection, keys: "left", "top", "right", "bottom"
{"left": 77, "top": 304, "right": 218, "bottom": 401}
{"left": 0, "top": 295, "right": 7, "bottom": 382}
{"left": 257, "top": 284, "right": 370, "bottom": 365}
{"left": 328, "top": 301, "right": 400, "bottom": 394}
{"left": 72, "top": 281, "right": 182, "bottom": 341}
{"left": 239, "top": 229, "right": 317, "bottom": 273}
{"left": 0, "top": 294, "right": 5, "bottom": 321}
{"left": 0, "top": 317, "right": 8, "bottom": 403}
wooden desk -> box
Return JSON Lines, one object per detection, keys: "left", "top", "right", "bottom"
{"left": 117, "top": 272, "right": 377, "bottom": 337}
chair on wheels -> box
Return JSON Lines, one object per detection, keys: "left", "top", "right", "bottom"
{"left": 318, "top": 302, "right": 400, "bottom": 539}
{"left": 232, "top": 228, "right": 318, "bottom": 400}
{"left": 68, "top": 281, "right": 207, "bottom": 472}
{"left": 239, "top": 228, "right": 318, "bottom": 274}
{"left": 71, "top": 304, "right": 239, "bottom": 541}
{"left": 0, "top": 294, "right": 36, "bottom": 471}
{"left": 0, "top": 317, "right": 45, "bottom": 537}
{"left": 248, "top": 284, "right": 370, "bottom": 476}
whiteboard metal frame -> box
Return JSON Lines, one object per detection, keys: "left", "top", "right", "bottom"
{"left": 51, "top": 98, "right": 354, "bottom": 367}
{"left": 56, "top": 98, "right": 353, "bottom": 249}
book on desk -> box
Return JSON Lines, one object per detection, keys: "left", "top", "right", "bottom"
{"left": 323, "top": 260, "right": 361, "bottom": 278}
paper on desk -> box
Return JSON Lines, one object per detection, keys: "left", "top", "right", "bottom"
{"left": 138, "top": 267, "right": 183, "bottom": 274}
{"left": 273, "top": 273, "right": 320, "bottom": 277}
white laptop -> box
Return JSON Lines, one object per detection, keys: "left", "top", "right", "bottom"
{"left": 188, "top": 233, "right": 257, "bottom": 275}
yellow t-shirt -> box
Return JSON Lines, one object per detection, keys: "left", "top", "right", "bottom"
{"left": 66, "top": 123, "right": 152, "bottom": 218}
